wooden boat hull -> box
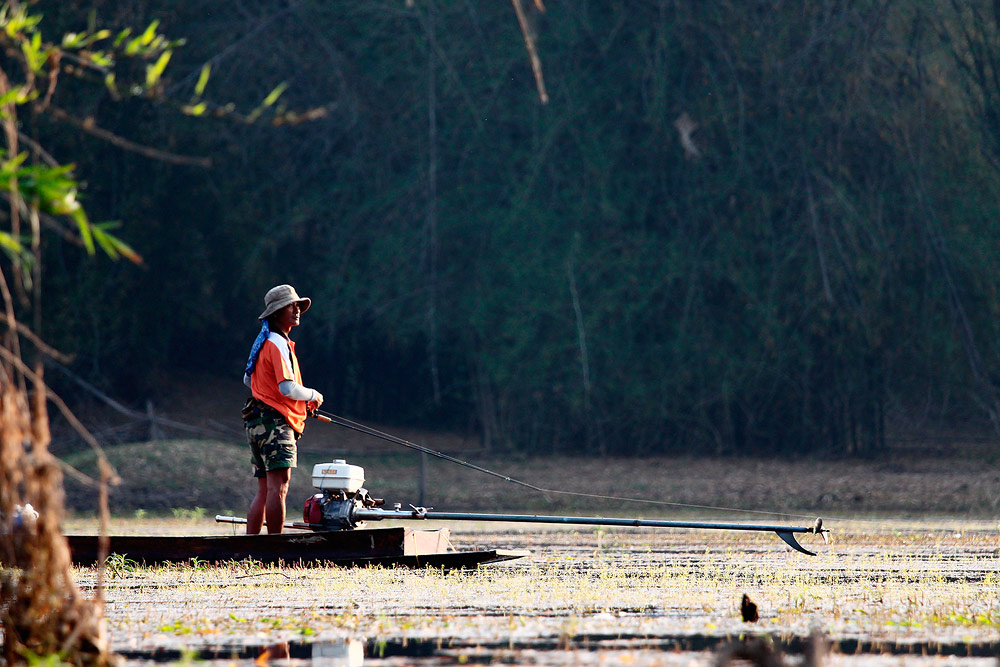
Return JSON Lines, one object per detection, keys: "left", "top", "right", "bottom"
{"left": 66, "top": 526, "right": 529, "bottom": 570}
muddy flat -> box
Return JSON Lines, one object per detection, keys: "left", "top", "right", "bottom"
{"left": 68, "top": 517, "right": 999, "bottom": 665}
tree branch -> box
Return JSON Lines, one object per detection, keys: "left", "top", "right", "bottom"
{"left": 0, "top": 317, "right": 74, "bottom": 364}
{"left": 510, "top": 0, "right": 549, "bottom": 104}
{"left": 46, "top": 105, "right": 212, "bottom": 168}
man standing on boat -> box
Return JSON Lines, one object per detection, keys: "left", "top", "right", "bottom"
{"left": 242, "top": 284, "right": 324, "bottom": 534}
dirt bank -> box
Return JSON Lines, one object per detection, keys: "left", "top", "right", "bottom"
{"left": 61, "top": 439, "right": 1000, "bottom": 520}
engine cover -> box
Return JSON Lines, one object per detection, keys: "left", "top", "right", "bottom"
{"left": 311, "top": 460, "right": 365, "bottom": 493}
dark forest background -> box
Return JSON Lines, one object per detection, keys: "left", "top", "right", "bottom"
{"left": 26, "top": 0, "right": 1000, "bottom": 458}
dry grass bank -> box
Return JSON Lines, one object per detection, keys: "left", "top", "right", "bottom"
{"left": 60, "top": 438, "right": 1000, "bottom": 520}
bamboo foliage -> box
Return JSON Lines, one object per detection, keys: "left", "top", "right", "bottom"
{"left": 0, "top": 1, "right": 329, "bottom": 661}
{"left": 0, "top": 1, "right": 150, "bottom": 662}
{"left": 27, "top": 0, "right": 1000, "bottom": 457}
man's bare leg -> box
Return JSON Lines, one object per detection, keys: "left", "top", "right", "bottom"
{"left": 247, "top": 477, "right": 268, "bottom": 534}
{"left": 265, "top": 467, "right": 292, "bottom": 534}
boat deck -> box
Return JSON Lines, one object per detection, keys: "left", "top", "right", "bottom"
{"left": 65, "top": 526, "right": 529, "bottom": 570}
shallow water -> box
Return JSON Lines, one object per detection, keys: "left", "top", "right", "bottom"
{"left": 116, "top": 634, "right": 1000, "bottom": 666}
{"left": 71, "top": 519, "right": 1000, "bottom": 665}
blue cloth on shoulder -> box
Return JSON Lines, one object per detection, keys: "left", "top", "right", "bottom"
{"left": 244, "top": 320, "right": 270, "bottom": 377}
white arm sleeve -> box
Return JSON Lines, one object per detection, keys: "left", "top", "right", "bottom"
{"left": 278, "top": 379, "right": 319, "bottom": 402}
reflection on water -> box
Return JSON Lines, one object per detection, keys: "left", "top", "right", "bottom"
{"left": 117, "top": 634, "right": 1000, "bottom": 665}
{"left": 121, "top": 639, "right": 365, "bottom": 665}
{"left": 257, "top": 642, "right": 289, "bottom": 662}
{"left": 255, "top": 640, "right": 363, "bottom": 665}
{"left": 311, "top": 639, "right": 364, "bottom": 666}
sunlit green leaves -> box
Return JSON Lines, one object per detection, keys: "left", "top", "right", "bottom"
{"left": 72, "top": 209, "right": 95, "bottom": 256}
{"left": 0, "top": 3, "right": 42, "bottom": 39}
{"left": 247, "top": 82, "right": 288, "bottom": 122}
{"left": 13, "top": 163, "right": 81, "bottom": 211}
{"left": 181, "top": 102, "right": 207, "bottom": 116}
{"left": 194, "top": 64, "right": 211, "bottom": 97}
{"left": 0, "top": 85, "right": 35, "bottom": 116}
{"left": 120, "top": 20, "right": 184, "bottom": 57}
{"left": 0, "top": 150, "right": 141, "bottom": 262}
{"left": 123, "top": 19, "right": 158, "bottom": 55}
{"left": 91, "top": 223, "right": 142, "bottom": 263}
{"left": 2, "top": 1, "right": 318, "bottom": 131}
{"left": 0, "top": 0, "right": 323, "bottom": 284}
{"left": 137, "top": 19, "right": 159, "bottom": 48}
{"left": 262, "top": 82, "right": 288, "bottom": 108}
{"left": 0, "top": 230, "right": 33, "bottom": 286}
{"left": 113, "top": 27, "right": 131, "bottom": 48}
{"left": 145, "top": 50, "right": 171, "bottom": 88}
{"left": 13, "top": 162, "right": 96, "bottom": 256}
{"left": 0, "top": 157, "right": 104, "bottom": 259}
{"left": 61, "top": 29, "right": 111, "bottom": 49}
{"left": 0, "top": 230, "right": 23, "bottom": 255}
{"left": 84, "top": 50, "right": 113, "bottom": 68}
{"left": 0, "top": 150, "right": 28, "bottom": 178}
{"left": 21, "top": 30, "right": 48, "bottom": 72}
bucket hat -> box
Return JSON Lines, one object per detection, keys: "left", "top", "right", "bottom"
{"left": 258, "top": 284, "right": 311, "bottom": 320}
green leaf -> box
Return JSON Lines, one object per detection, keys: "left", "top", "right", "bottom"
{"left": 90, "top": 224, "right": 119, "bottom": 259}
{"left": 194, "top": 63, "right": 211, "bottom": 97}
{"left": 0, "top": 152, "right": 29, "bottom": 181}
{"left": 0, "top": 230, "right": 24, "bottom": 254}
{"left": 113, "top": 27, "right": 132, "bottom": 48}
{"left": 0, "top": 85, "right": 27, "bottom": 108}
{"left": 2, "top": 5, "right": 42, "bottom": 38}
{"left": 88, "top": 51, "right": 113, "bottom": 68}
{"left": 124, "top": 36, "right": 143, "bottom": 56}
{"left": 72, "top": 209, "right": 95, "bottom": 255}
{"left": 182, "top": 102, "right": 207, "bottom": 116}
{"left": 48, "top": 189, "right": 81, "bottom": 215}
{"left": 0, "top": 232, "right": 33, "bottom": 286}
{"left": 262, "top": 82, "right": 288, "bottom": 107}
{"left": 145, "top": 50, "right": 171, "bottom": 88}
{"left": 139, "top": 19, "right": 160, "bottom": 47}
{"left": 22, "top": 32, "right": 49, "bottom": 72}
{"left": 7, "top": 152, "right": 29, "bottom": 169}
{"left": 83, "top": 29, "right": 111, "bottom": 46}
{"left": 93, "top": 222, "right": 142, "bottom": 264}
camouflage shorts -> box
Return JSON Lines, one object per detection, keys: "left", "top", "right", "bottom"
{"left": 246, "top": 412, "right": 299, "bottom": 478}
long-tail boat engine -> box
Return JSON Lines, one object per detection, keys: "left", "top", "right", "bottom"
{"left": 224, "top": 457, "right": 828, "bottom": 555}
{"left": 302, "top": 460, "right": 383, "bottom": 530}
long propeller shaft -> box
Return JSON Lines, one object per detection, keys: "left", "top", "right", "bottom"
{"left": 353, "top": 507, "right": 823, "bottom": 555}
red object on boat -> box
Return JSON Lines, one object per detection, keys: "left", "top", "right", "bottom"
{"left": 303, "top": 493, "right": 323, "bottom": 525}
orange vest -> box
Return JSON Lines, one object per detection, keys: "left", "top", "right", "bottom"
{"left": 250, "top": 333, "right": 307, "bottom": 433}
